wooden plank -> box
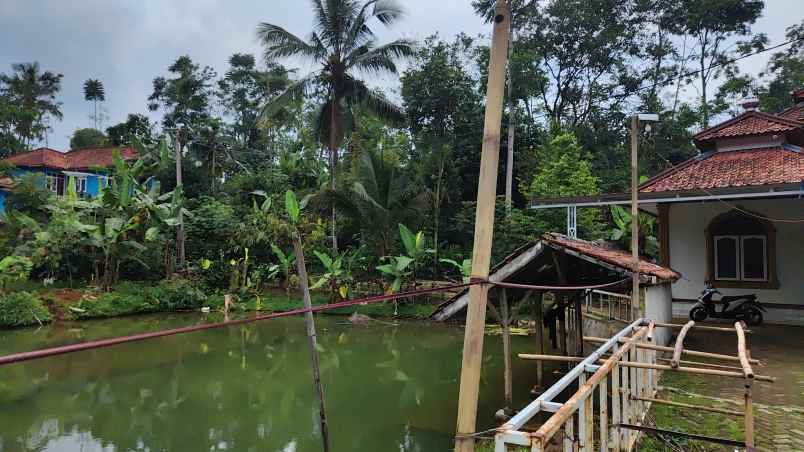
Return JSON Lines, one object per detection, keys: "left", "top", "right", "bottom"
{"left": 454, "top": 1, "right": 510, "bottom": 449}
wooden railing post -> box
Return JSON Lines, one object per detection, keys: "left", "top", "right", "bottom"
{"left": 611, "top": 351, "right": 621, "bottom": 452}
{"left": 600, "top": 375, "right": 608, "bottom": 451}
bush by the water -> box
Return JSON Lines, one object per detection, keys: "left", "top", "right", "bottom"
{"left": 68, "top": 280, "right": 213, "bottom": 319}
{"left": 0, "top": 291, "right": 52, "bottom": 327}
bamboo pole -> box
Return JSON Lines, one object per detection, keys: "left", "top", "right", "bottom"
{"left": 671, "top": 320, "right": 695, "bottom": 368}
{"left": 534, "top": 291, "right": 544, "bottom": 387}
{"left": 735, "top": 321, "right": 755, "bottom": 449}
{"left": 611, "top": 351, "right": 621, "bottom": 452}
{"left": 656, "top": 357, "right": 746, "bottom": 371}
{"left": 454, "top": 2, "right": 510, "bottom": 450}
{"left": 577, "top": 372, "right": 588, "bottom": 451}
{"left": 501, "top": 289, "right": 513, "bottom": 410}
{"left": 584, "top": 336, "right": 761, "bottom": 364}
{"left": 291, "top": 230, "right": 331, "bottom": 452}
{"left": 735, "top": 322, "right": 754, "bottom": 379}
{"left": 629, "top": 115, "right": 640, "bottom": 321}
{"left": 599, "top": 375, "right": 608, "bottom": 451}
{"left": 629, "top": 395, "right": 745, "bottom": 416}
{"left": 518, "top": 354, "right": 775, "bottom": 382}
{"left": 653, "top": 322, "right": 752, "bottom": 333}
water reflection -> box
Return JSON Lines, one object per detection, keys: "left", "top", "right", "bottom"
{"left": 0, "top": 314, "right": 542, "bottom": 451}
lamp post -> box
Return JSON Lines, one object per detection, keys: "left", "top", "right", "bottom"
{"left": 630, "top": 113, "right": 658, "bottom": 316}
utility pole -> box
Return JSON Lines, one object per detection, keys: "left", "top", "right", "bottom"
{"left": 454, "top": 1, "right": 510, "bottom": 451}
{"left": 504, "top": 2, "right": 515, "bottom": 216}
{"left": 630, "top": 113, "right": 657, "bottom": 316}
{"left": 174, "top": 132, "right": 186, "bottom": 269}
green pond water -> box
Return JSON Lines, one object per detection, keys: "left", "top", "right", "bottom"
{"left": 0, "top": 313, "right": 550, "bottom": 451}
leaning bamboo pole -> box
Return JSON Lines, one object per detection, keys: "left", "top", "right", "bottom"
{"left": 671, "top": 320, "right": 695, "bottom": 368}
{"left": 735, "top": 321, "right": 755, "bottom": 449}
{"left": 292, "top": 229, "right": 331, "bottom": 452}
{"left": 454, "top": 1, "right": 510, "bottom": 450}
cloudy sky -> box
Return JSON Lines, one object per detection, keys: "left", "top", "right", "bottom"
{"left": 1, "top": 0, "right": 802, "bottom": 150}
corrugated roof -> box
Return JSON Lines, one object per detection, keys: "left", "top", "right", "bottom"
{"left": 1, "top": 146, "right": 137, "bottom": 170}
{"left": 639, "top": 147, "right": 804, "bottom": 193}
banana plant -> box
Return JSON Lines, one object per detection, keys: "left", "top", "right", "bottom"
{"left": 311, "top": 251, "right": 350, "bottom": 299}
{"left": 398, "top": 223, "right": 432, "bottom": 289}
{"left": 609, "top": 205, "right": 659, "bottom": 256}
{"left": 270, "top": 244, "right": 296, "bottom": 292}
{"left": 439, "top": 258, "right": 472, "bottom": 283}
{"left": 377, "top": 255, "right": 413, "bottom": 316}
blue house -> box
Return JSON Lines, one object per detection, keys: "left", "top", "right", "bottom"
{"left": 0, "top": 146, "right": 138, "bottom": 213}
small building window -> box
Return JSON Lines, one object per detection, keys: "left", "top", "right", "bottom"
{"left": 706, "top": 210, "right": 777, "bottom": 289}
{"left": 76, "top": 177, "right": 87, "bottom": 194}
{"left": 46, "top": 175, "right": 59, "bottom": 193}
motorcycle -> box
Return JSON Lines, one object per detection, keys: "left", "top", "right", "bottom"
{"left": 689, "top": 284, "right": 766, "bottom": 326}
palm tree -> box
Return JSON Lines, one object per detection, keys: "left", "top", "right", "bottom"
{"left": 339, "top": 149, "right": 427, "bottom": 258}
{"left": 83, "top": 79, "right": 105, "bottom": 130}
{"left": 0, "top": 62, "right": 63, "bottom": 150}
{"left": 257, "top": 0, "right": 414, "bottom": 253}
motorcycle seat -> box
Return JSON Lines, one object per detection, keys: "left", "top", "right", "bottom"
{"left": 720, "top": 294, "right": 756, "bottom": 302}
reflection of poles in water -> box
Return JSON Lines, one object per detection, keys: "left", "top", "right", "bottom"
{"left": 291, "top": 229, "right": 331, "bottom": 452}
{"left": 224, "top": 294, "right": 232, "bottom": 322}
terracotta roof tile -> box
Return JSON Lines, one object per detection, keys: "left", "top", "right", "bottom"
{"left": 1, "top": 146, "right": 137, "bottom": 170}
{"left": 778, "top": 104, "right": 804, "bottom": 123}
{"left": 693, "top": 111, "right": 803, "bottom": 142}
{"left": 640, "top": 147, "right": 804, "bottom": 193}
{"left": 543, "top": 234, "right": 681, "bottom": 281}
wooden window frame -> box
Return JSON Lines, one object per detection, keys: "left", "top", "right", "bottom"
{"left": 705, "top": 210, "right": 779, "bottom": 290}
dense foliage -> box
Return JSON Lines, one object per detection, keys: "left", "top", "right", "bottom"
{"left": 0, "top": 1, "right": 799, "bottom": 325}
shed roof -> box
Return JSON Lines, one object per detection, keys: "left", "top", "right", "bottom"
{"left": 431, "top": 234, "right": 680, "bottom": 321}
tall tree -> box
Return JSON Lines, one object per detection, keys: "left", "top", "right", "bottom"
{"left": 669, "top": 0, "right": 765, "bottom": 127}
{"left": 83, "top": 78, "right": 106, "bottom": 130}
{"left": 148, "top": 55, "right": 217, "bottom": 150}
{"left": 257, "top": 0, "right": 414, "bottom": 253}
{"left": 217, "top": 53, "right": 293, "bottom": 154}
{"left": 757, "top": 20, "right": 804, "bottom": 113}
{"left": 0, "top": 62, "right": 63, "bottom": 150}
{"left": 106, "top": 113, "right": 154, "bottom": 146}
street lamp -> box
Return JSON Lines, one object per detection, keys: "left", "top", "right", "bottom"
{"left": 630, "top": 112, "right": 659, "bottom": 317}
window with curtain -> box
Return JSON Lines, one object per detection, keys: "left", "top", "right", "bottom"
{"left": 708, "top": 211, "right": 774, "bottom": 287}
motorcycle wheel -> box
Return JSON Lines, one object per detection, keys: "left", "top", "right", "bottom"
{"left": 744, "top": 307, "right": 763, "bottom": 326}
{"left": 690, "top": 306, "right": 708, "bottom": 322}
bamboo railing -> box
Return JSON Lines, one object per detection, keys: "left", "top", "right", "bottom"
{"left": 498, "top": 319, "right": 771, "bottom": 451}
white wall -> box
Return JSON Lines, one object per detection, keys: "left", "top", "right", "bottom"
{"left": 645, "top": 284, "right": 673, "bottom": 345}
{"left": 668, "top": 198, "right": 804, "bottom": 324}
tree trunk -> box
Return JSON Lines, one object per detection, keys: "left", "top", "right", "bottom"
{"left": 291, "top": 229, "right": 331, "bottom": 452}
{"left": 328, "top": 97, "right": 338, "bottom": 254}
{"left": 174, "top": 132, "right": 186, "bottom": 269}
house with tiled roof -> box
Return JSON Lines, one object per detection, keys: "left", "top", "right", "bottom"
{"left": 0, "top": 146, "right": 137, "bottom": 213}
{"left": 532, "top": 89, "right": 804, "bottom": 325}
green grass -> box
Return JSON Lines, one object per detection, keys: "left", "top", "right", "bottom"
{"left": 3, "top": 281, "right": 438, "bottom": 328}
{"left": 638, "top": 370, "right": 744, "bottom": 451}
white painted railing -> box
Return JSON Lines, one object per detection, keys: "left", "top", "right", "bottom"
{"left": 496, "top": 319, "right": 658, "bottom": 451}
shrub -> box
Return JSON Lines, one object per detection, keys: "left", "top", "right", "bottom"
{"left": 149, "top": 279, "right": 208, "bottom": 311}
{"left": 0, "top": 291, "right": 52, "bottom": 327}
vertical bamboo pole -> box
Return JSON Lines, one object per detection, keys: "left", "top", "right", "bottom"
{"left": 564, "top": 416, "right": 575, "bottom": 452}
{"left": 501, "top": 289, "right": 513, "bottom": 410}
{"left": 611, "top": 352, "right": 621, "bottom": 452}
{"left": 621, "top": 348, "right": 630, "bottom": 447}
{"left": 600, "top": 375, "right": 608, "bottom": 451}
{"left": 292, "top": 231, "right": 331, "bottom": 452}
{"left": 583, "top": 391, "right": 594, "bottom": 451}
{"left": 578, "top": 372, "right": 587, "bottom": 450}
{"left": 534, "top": 291, "right": 544, "bottom": 387}
{"left": 454, "top": 2, "right": 510, "bottom": 450}
{"left": 630, "top": 115, "right": 639, "bottom": 320}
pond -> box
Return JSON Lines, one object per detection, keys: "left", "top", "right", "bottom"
{"left": 0, "top": 313, "right": 552, "bottom": 451}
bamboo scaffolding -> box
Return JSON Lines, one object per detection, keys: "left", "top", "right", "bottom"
{"left": 629, "top": 395, "right": 744, "bottom": 416}
{"left": 518, "top": 354, "right": 775, "bottom": 382}
{"left": 584, "top": 336, "right": 761, "bottom": 364}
